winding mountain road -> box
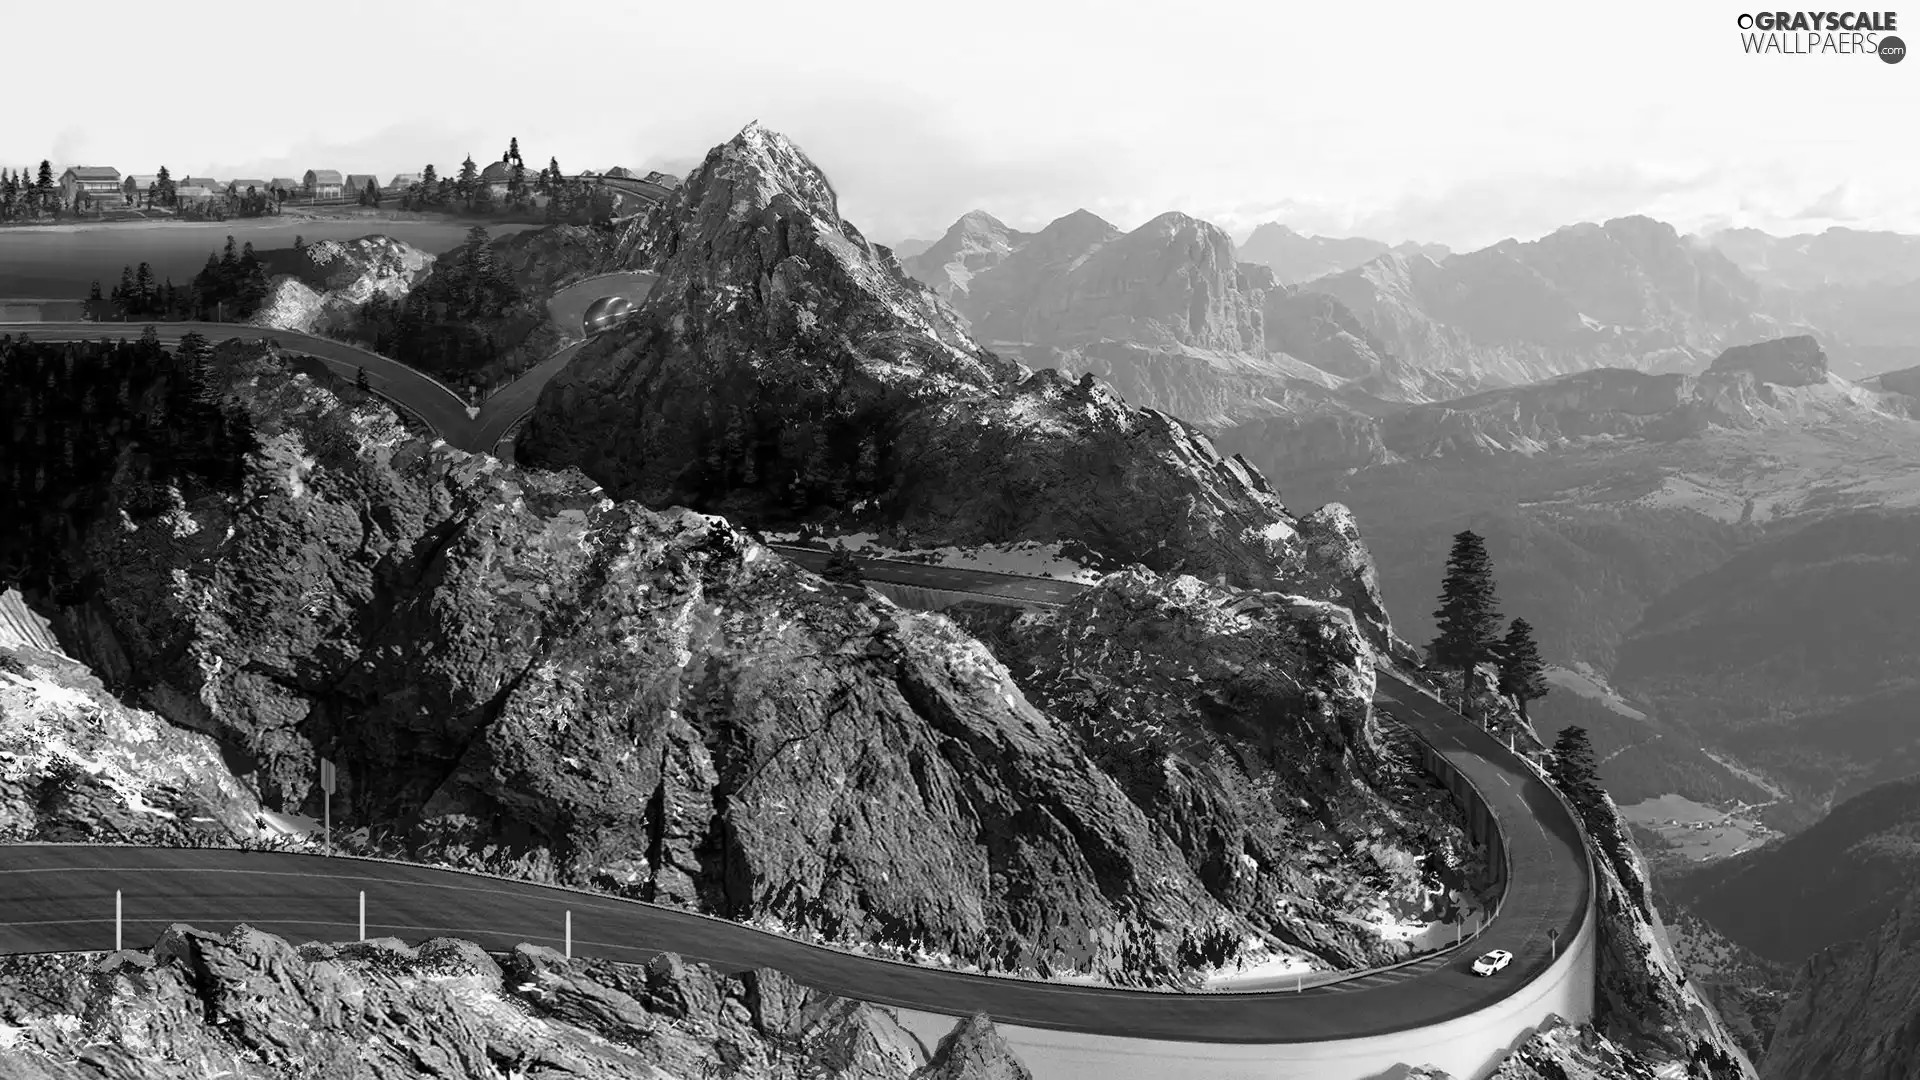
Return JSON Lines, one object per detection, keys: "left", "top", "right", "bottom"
{"left": 0, "top": 288, "right": 1593, "bottom": 1046}
{"left": 0, "top": 548, "right": 1589, "bottom": 1043}
{"left": 3, "top": 269, "right": 656, "bottom": 453}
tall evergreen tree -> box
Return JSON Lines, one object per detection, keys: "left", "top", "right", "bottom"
{"left": 1496, "top": 618, "right": 1551, "bottom": 723}
{"left": 507, "top": 137, "right": 521, "bottom": 165}
{"left": 455, "top": 155, "right": 479, "bottom": 208}
{"left": 155, "top": 165, "right": 173, "bottom": 207}
{"left": 1547, "top": 725, "right": 1605, "bottom": 815}
{"left": 1429, "top": 529, "right": 1502, "bottom": 716}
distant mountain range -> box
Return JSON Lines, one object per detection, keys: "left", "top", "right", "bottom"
{"left": 1235, "top": 223, "right": 1451, "bottom": 285}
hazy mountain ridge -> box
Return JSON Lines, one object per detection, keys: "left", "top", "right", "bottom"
{"left": 520, "top": 124, "right": 1403, "bottom": 621}
{"left": 1236, "top": 222, "right": 1451, "bottom": 285}
{"left": 1297, "top": 217, "right": 1798, "bottom": 390}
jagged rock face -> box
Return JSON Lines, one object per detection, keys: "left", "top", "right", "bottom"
{"left": 250, "top": 235, "right": 435, "bottom": 335}
{"left": 43, "top": 349, "right": 1404, "bottom": 983}
{"left": 1763, "top": 894, "right": 1920, "bottom": 1080}
{"left": 915, "top": 1013, "right": 1034, "bottom": 1080}
{"left": 1260, "top": 287, "right": 1397, "bottom": 380}
{"left": 945, "top": 570, "right": 1470, "bottom": 971}
{"left": 949, "top": 209, "right": 1123, "bottom": 344}
{"left": 1706, "top": 335, "right": 1827, "bottom": 387}
{"left": 1583, "top": 792, "right": 1754, "bottom": 1074}
{"left": 0, "top": 924, "right": 1027, "bottom": 1079}
{"left": 901, "top": 207, "right": 1404, "bottom": 428}
{"left": 901, "top": 209, "right": 1030, "bottom": 306}
{"left": 972, "top": 211, "right": 1265, "bottom": 356}
{"left": 1236, "top": 223, "right": 1451, "bottom": 286}
{"left": 519, "top": 125, "right": 1379, "bottom": 607}
{"left": 0, "top": 640, "right": 262, "bottom": 846}
{"left": 1299, "top": 217, "right": 1789, "bottom": 388}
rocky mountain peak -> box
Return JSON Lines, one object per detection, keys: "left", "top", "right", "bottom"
{"left": 1707, "top": 335, "right": 1829, "bottom": 387}
{"left": 522, "top": 128, "right": 1368, "bottom": 601}
{"left": 680, "top": 120, "right": 847, "bottom": 228}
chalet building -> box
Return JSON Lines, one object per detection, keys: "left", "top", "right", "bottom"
{"left": 228, "top": 179, "right": 269, "bottom": 196}
{"left": 303, "top": 169, "right": 344, "bottom": 198}
{"left": 122, "top": 174, "right": 160, "bottom": 203}
{"left": 479, "top": 159, "right": 519, "bottom": 194}
{"left": 345, "top": 174, "right": 380, "bottom": 199}
{"left": 386, "top": 172, "right": 421, "bottom": 191}
{"left": 173, "top": 185, "right": 216, "bottom": 204}
{"left": 269, "top": 178, "right": 299, "bottom": 197}
{"left": 58, "top": 166, "right": 123, "bottom": 207}
{"left": 179, "top": 176, "right": 221, "bottom": 191}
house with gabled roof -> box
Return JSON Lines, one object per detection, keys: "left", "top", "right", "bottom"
{"left": 345, "top": 174, "right": 380, "bottom": 199}
{"left": 303, "top": 169, "right": 344, "bottom": 198}
{"left": 58, "top": 166, "right": 123, "bottom": 207}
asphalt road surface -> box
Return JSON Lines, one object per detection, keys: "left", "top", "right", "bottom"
{"left": 9, "top": 321, "right": 478, "bottom": 438}
{"left": 0, "top": 548, "right": 1589, "bottom": 1043}
{"left": 6, "top": 268, "right": 657, "bottom": 455}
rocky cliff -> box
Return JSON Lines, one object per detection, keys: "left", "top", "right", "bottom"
{"left": 248, "top": 235, "right": 436, "bottom": 336}
{"left": 3, "top": 328, "right": 1434, "bottom": 986}
{"left": 1299, "top": 217, "right": 1794, "bottom": 389}
{"left": 945, "top": 570, "right": 1470, "bottom": 972}
{"left": 1, "top": 634, "right": 262, "bottom": 847}
{"left": 517, "top": 125, "right": 1396, "bottom": 620}
{"left": 897, "top": 206, "right": 1402, "bottom": 427}
{"left": 1762, "top": 892, "right": 1920, "bottom": 1080}
{"left": 0, "top": 924, "right": 1031, "bottom": 1079}
{"left": 901, "top": 210, "right": 1032, "bottom": 306}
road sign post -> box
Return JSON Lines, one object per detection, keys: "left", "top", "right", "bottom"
{"left": 319, "top": 758, "right": 335, "bottom": 856}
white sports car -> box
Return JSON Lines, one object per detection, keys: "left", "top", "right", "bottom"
{"left": 1472, "top": 948, "right": 1514, "bottom": 976}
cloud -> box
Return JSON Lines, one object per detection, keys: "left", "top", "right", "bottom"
{"left": 1792, "top": 184, "right": 1854, "bottom": 221}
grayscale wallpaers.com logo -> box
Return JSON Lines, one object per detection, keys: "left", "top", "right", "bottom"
{"left": 1736, "top": 10, "right": 1904, "bottom": 59}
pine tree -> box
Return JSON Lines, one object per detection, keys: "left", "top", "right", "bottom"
{"left": 1429, "top": 529, "right": 1502, "bottom": 716}
{"left": 1547, "top": 725, "right": 1604, "bottom": 816}
{"left": 507, "top": 137, "right": 521, "bottom": 165}
{"left": 455, "top": 155, "right": 479, "bottom": 209}
{"left": 156, "top": 165, "right": 173, "bottom": 208}
{"left": 1496, "top": 618, "right": 1551, "bottom": 723}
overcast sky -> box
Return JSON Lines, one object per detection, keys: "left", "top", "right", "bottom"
{"left": 11, "top": 0, "right": 1916, "bottom": 250}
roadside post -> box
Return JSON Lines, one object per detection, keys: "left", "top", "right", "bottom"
{"left": 1548, "top": 926, "right": 1559, "bottom": 961}
{"left": 115, "top": 889, "right": 122, "bottom": 952}
{"left": 319, "top": 758, "right": 335, "bottom": 856}
{"left": 359, "top": 890, "right": 366, "bottom": 942}
{"left": 565, "top": 911, "right": 572, "bottom": 959}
